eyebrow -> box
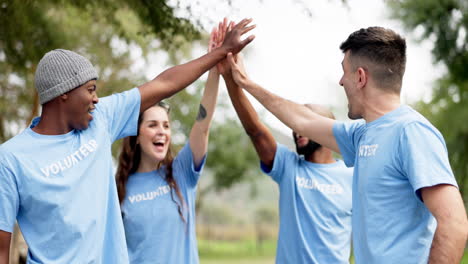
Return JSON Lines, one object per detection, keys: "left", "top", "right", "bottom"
{"left": 145, "top": 120, "right": 169, "bottom": 123}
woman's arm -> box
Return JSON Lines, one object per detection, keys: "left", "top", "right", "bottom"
{"left": 189, "top": 24, "right": 225, "bottom": 167}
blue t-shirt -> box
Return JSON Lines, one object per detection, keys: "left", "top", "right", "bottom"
{"left": 333, "top": 105, "right": 458, "bottom": 264}
{"left": 0, "top": 88, "right": 141, "bottom": 264}
{"left": 121, "top": 143, "right": 205, "bottom": 264}
{"left": 261, "top": 144, "right": 353, "bottom": 264}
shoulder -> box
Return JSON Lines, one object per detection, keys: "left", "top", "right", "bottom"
{"left": 276, "top": 143, "right": 299, "bottom": 161}
{"left": 0, "top": 131, "right": 30, "bottom": 161}
{"left": 399, "top": 107, "right": 443, "bottom": 138}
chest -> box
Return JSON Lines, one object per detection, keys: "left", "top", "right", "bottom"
{"left": 15, "top": 130, "right": 112, "bottom": 208}
{"left": 123, "top": 176, "right": 186, "bottom": 223}
{"left": 287, "top": 164, "right": 353, "bottom": 213}
{"left": 354, "top": 127, "right": 407, "bottom": 193}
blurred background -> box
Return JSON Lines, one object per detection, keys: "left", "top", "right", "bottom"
{"left": 1, "top": 0, "right": 467, "bottom": 263}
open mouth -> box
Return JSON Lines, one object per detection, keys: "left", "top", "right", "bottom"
{"left": 153, "top": 141, "right": 166, "bottom": 150}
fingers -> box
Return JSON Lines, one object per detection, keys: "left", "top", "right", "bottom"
{"left": 239, "top": 35, "right": 256, "bottom": 50}
{"left": 218, "top": 22, "right": 224, "bottom": 44}
{"left": 221, "top": 17, "right": 228, "bottom": 41}
{"left": 208, "top": 27, "right": 216, "bottom": 52}
{"left": 242, "top": 24, "right": 256, "bottom": 34}
{"left": 228, "top": 21, "right": 235, "bottom": 33}
{"left": 234, "top": 18, "right": 253, "bottom": 30}
{"left": 227, "top": 52, "right": 237, "bottom": 68}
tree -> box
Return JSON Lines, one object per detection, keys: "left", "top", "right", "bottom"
{"left": 0, "top": 0, "right": 199, "bottom": 141}
{"left": 388, "top": 0, "right": 468, "bottom": 199}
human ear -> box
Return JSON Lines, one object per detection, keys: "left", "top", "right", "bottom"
{"left": 356, "top": 67, "right": 367, "bottom": 89}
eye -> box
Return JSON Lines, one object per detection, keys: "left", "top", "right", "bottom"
{"left": 88, "top": 85, "right": 97, "bottom": 93}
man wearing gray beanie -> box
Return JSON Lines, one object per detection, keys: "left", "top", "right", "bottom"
{"left": 0, "top": 19, "right": 255, "bottom": 264}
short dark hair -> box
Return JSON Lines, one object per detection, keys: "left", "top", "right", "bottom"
{"left": 340, "top": 27, "right": 406, "bottom": 93}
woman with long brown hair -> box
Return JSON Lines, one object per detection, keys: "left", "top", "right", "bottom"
{"left": 115, "top": 24, "right": 229, "bottom": 263}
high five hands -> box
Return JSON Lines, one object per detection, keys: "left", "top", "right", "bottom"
{"left": 209, "top": 18, "right": 253, "bottom": 86}
{"left": 219, "top": 18, "right": 255, "bottom": 56}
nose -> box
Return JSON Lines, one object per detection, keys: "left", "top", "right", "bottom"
{"left": 339, "top": 76, "right": 344, "bottom": 87}
{"left": 155, "top": 125, "right": 165, "bottom": 135}
{"left": 93, "top": 93, "right": 99, "bottom": 104}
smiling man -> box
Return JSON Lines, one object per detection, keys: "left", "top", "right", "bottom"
{"left": 227, "top": 26, "right": 467, "bottom": 263}
{"left": 0, "top": 18, "right": 255, "bottom": 264}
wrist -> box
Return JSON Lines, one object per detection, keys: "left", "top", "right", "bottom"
{"left": 216, "top": 46, "right": 230, "bottom": 57}
{"left": 241, "top": 79, "right": 254, "bottom": 90}
{"left": 221, "top": 71, "right": 233, "bottom": 78}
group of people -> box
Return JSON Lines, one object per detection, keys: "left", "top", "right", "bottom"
{"left": 0, "top": 17, "right": 467, "bottom": 264}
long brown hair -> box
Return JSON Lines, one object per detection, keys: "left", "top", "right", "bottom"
{"left": 116, "top": 102, "right": 185, "bottom": 222}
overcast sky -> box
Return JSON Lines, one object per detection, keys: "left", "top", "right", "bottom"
{"left": 142, "top": 0, "right": 444, "bottom": 134}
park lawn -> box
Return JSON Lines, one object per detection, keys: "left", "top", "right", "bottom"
{"left": 199, "top": 239, "right": 467, "bottom": 264}
{"left": 200, "top": 258, "right": 274, "bottom": 264}
{"left": 198, "top": 239, "right": 276, "bottom": 259}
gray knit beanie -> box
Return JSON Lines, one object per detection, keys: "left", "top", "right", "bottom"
{"left": 35, "top": 49, "right": 98, "bottom": 104}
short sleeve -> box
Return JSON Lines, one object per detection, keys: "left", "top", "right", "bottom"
{"left": 0, "top": 161, "right": 19, "bottom": 233}
{"left": 260, "top": 143, "right": 295, "bottom": 184}
{"left": 399, "top": 122, "right": 457, "bottom": 200}
{"left": 333, "top": 121, "right": 365, "bottom": 167}
{"left": 173, "top": 143, "right": 206, "bottom": 188}
{"left": 96, "top": 88, "right": 141, "bottom": 142}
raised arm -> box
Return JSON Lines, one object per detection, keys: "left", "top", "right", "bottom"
{"left": 188, "top": 25, "right": 224, "bottom": 168}
{"left": 227, "top": 53, "right": 340, "bottom": 153}
{"left": 220, "top": 54, "right": 276, "bottom": 168}
{"left": 422, "top": 184, "right": 468, "bottom": 263}
{"left": 0, "top": 230, "right": 10, "bottom": 264}
{"left": 138, "top": 18, "right": 256, "bottom": 113}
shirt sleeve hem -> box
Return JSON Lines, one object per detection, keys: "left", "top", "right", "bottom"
{"left": 0, "top": 221, "right": 14, "bottom": 233}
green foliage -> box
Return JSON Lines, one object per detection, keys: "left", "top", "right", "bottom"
{"left": 0, "top": 0, "right": 200, "bottom": 141}
{"left": 0, "top": 0, "right": 259, "bottom": 196}
{"left": 207, "top": 119, "right": 259, "bottom": 190}
{"left": 389, "top": 0, "right": 468, "bottom": 197}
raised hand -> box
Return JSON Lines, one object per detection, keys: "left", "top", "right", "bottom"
{"left": 214, "top": 18, "right": 235, "bottom": 75}
{"left": 220, "top": 18, "right": 255, "bottom": 55}
{"left": 227, "top": 52, "right": 250, "bottom": 88}
{"left": 208, "top": 27, "right": 218, "bottom": 53}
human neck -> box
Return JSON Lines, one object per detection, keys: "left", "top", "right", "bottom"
{"left": 305, "top": 148, "right": 335, "bottom": 164}
{"left": 137, "top": 154, "right": 162, "bottom": 173}
{"left": 361, "top": 88, "right": 401, "bottom": 123}
{"left": 32, "top": 104, "right": 73, "bottom": 135}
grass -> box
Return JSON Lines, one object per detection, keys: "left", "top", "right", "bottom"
{"left": 200, "top": 258, "right": 274, "bottom": 264}
{"left": 198, "top": 239, "right": 467, "bottom": 264}
{"left": 198, "top": 239, "right": 276, "bottom": 259}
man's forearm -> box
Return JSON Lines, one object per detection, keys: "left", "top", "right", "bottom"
{"left": 223, "top": 73, "right": 265, "bottom": 136}
{"left": 242, "top": 80, "right": 314, "bottom": 134}
{"left": 139, "top": 47, "right": 228, "bottom": 111}
{"left": 223, "top": 72, "right": 276, "bottom": 166}
{"left": 429, "top": 221, "right": 467, "bottom": 263}
{"left": 0, "top": 230, "right": 11, "bottom": 264}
